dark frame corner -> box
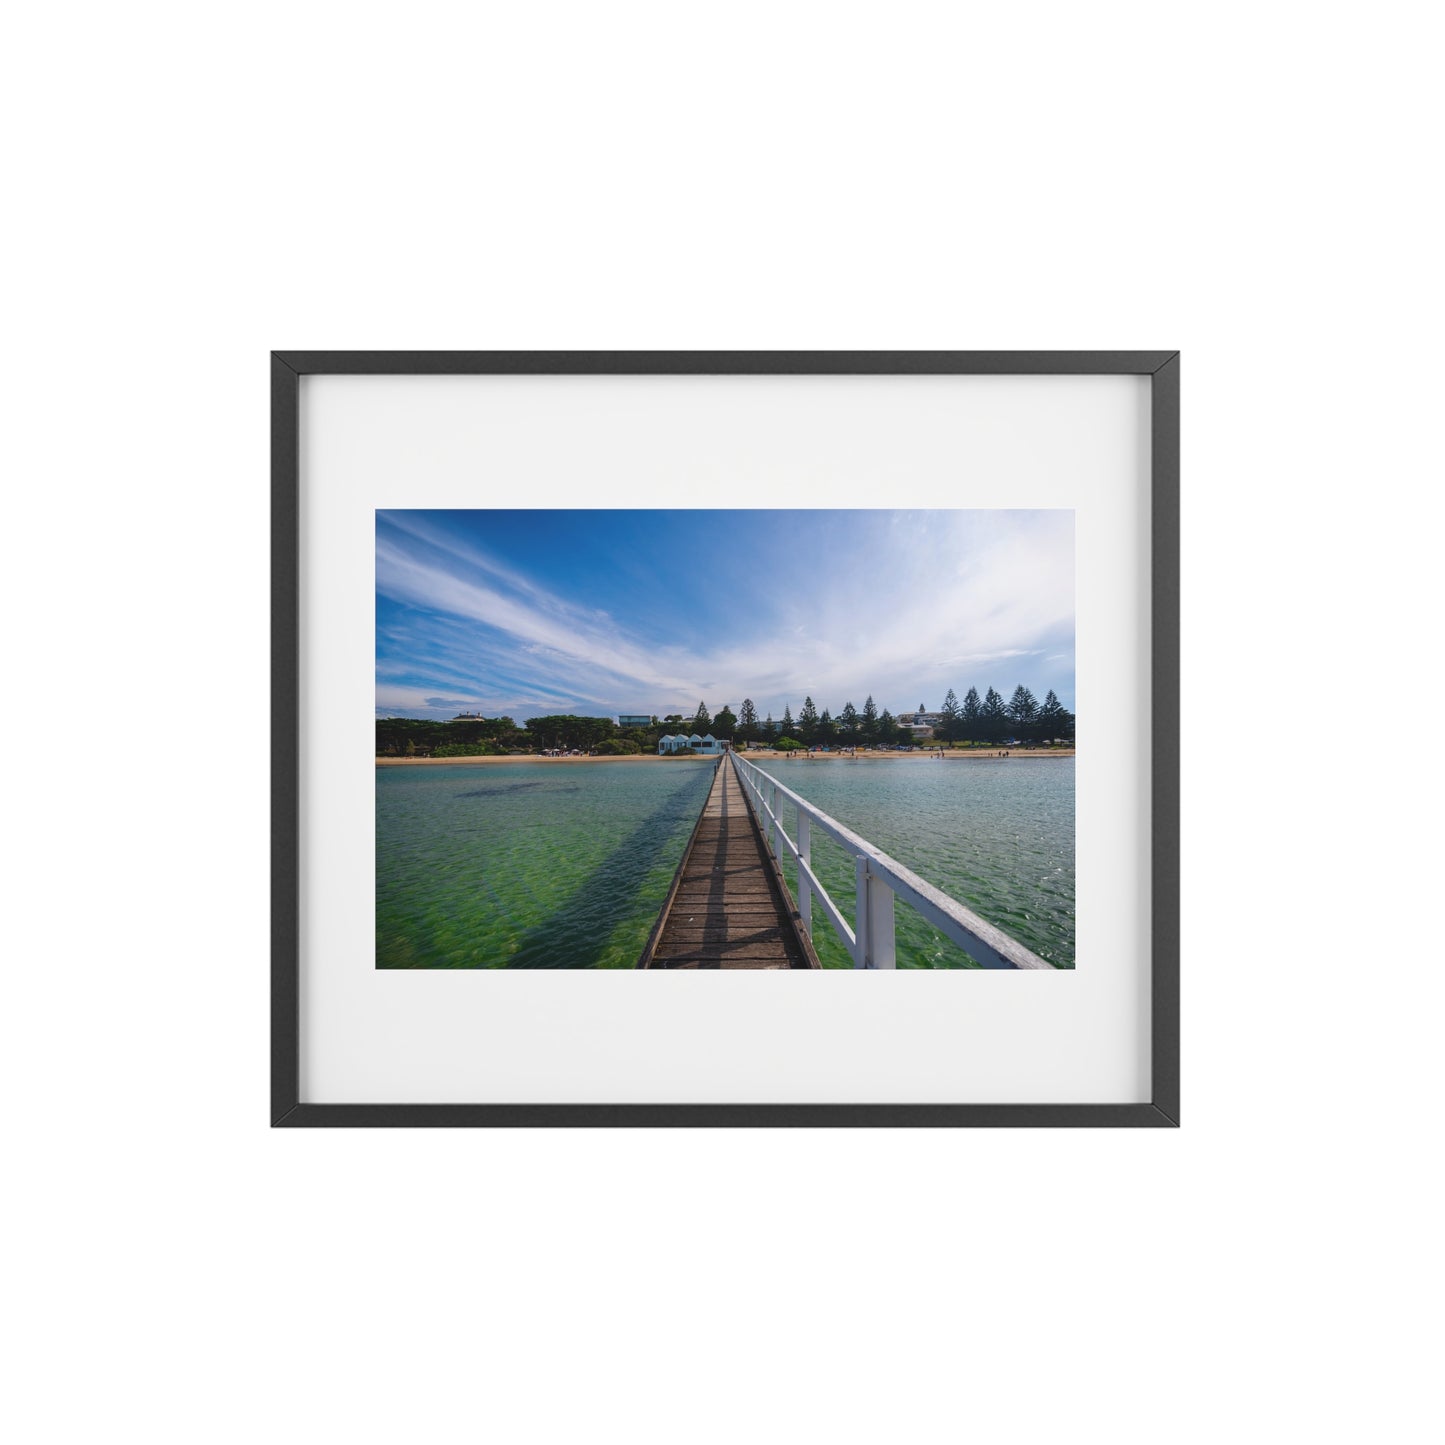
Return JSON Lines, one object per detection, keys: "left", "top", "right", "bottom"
{"left": 272, "top": 351, "right": 1179, "bottom": 1128}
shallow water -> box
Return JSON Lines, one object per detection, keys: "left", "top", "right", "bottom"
{"left": 748, "top": 756, "right": 1075, "bottom": 969}
{"left": 376, "top": 762, "right": 715, "bottom": 968}
{"left": 376, "top": 756, "right": 1073, "bottom": 970}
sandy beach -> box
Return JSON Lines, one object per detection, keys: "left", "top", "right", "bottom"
{"left": 377, "top": 748, "right": 1075, "bottom": 766}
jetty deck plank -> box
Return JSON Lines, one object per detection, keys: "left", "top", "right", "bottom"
{"left": 641, "top": 757, "right": 818, "bottom": 969}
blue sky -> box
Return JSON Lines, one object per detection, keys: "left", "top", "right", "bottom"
{"left": 376, "top": 510, "right": 1074, "bottom": 722}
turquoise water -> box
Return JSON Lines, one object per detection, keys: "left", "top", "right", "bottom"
{"left": 376, "top": 756, "right": 1073, "bottom": 970}
{"left": 749, "top": 756, "right": 1075, "bottom": 969}
{"left": 376, "top": 761, "right": 715, "bottom": 968}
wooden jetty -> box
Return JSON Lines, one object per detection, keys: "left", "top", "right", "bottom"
{"left": 639, "top": 757, "right": 820, "bottom": 969}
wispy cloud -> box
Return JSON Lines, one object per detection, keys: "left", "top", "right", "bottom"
{"left": 376, "top": 510, "right": 1074, "bottom": 719}
{"left": 377, "top": 538, "right": 704, "bottom": 700}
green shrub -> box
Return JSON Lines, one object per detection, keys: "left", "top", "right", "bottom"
{"left": 774, "top": 737, "right": 803, "bottom": 751}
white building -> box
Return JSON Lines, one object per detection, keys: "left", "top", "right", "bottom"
{"left": 897, "top": 711, "right": 936, "bottom": 740}
{"left": 657, "top": 733, "right": 728, "bottom": 755}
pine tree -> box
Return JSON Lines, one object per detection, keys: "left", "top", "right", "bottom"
{"left": 1007, "top": 685, "right": 1038, "bottom": 742}
{"left": 940, "top": 688, "right": 961, "bottom": 744}
{"left": 780, "top": 704, "right": 794, "bottom": 739}
{"left": 839, "top": 700, "right": 859, "bottom": 743}
{"left": 862, "top": 695, "right": 879, "bottom": 743}
{"left": 878, "top": 707, "right": 895, "bottom": 747}
{"left": 798, "top": 695, "right": 820, "bottom": 745}
{"left": 961, "top": 686, "right": 981, "bottom": 742}
{"left": 763, "top": 712, "right": 777, "bottom": 742}
{"left": 817, "top": 707, "right": 836, "bottom": 745}
{"left": 692, "top": 700, "right": 711, "bottom": 734}
{"left": 980, "top": 686, "right": 1008, "bottom": 744}
{"left": 1037, "top": 689, "right": 1068, "bottom": 743}
{"left": 737, "top": 698, "right": 758, "bottom": 744}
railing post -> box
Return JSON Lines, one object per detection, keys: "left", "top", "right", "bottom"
{"left": 854, "top": 855, "right": 896, "bottom": 969}
{"left": 854, "top": 855, "right": 868, "bottom": 966}
{"left": 868, "top": 866, "right": 896, "bottom": 969}
{"left": 798, "top": 811, "right": 812, "bottom": 937}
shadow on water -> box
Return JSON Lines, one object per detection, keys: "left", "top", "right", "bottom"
{"left": 455, "top": 780, "right": 572, "bottom": 799}
{"left": 503, "top": 768, "right": 714, "bottom": 969}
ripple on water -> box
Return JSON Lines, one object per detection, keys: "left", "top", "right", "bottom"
{"left": 377, "top": 762, "right": 716, "bottom": 969}
{"left": 751, "top": 757, "right": 1074, "bottom": 969}
{"left": 377, "top": 757, "right": 1074, "bottom": 970}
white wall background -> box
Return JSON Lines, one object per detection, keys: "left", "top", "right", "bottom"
{"left": 5, "top": 5, "right": 1435, "bottom": 1443}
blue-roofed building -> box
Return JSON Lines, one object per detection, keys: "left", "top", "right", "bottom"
{"left": 657, "top": 733, "right": 728, "bottom": 755}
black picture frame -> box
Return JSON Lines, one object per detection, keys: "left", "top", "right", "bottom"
{"left": 272, "top": 351, "right": 1179, "bottom": 1127}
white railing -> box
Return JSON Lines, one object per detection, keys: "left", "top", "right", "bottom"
{"left": 730, "top": 750, "right": 1055, "bottom": 970}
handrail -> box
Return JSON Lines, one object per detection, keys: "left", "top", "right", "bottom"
{"left": 729, "top": 750, "right": 1055, "bottom": 970}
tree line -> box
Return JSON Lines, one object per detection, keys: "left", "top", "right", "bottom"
{"left": 376, "top": 706, "right": 742, "bottom": 758}
{"left": 375, "top": 714, "right": 614, "bottom": 757}
{"left": 930, "top": 685, "right": 1074, "bottom": 746}
{"left": 376, "top": 686, "right": 1073, "bottom": 757}
{"left": 730, "top": 686, "right": 1073, "bottom": 748}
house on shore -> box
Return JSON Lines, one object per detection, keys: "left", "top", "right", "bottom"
{"left": 657, "top": 733, "right": 729, "bottom": 755}
{"left": 897, "top": 711, "right": 937, "bottom": 740}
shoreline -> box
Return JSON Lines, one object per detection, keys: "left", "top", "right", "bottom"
{"left": 377, "top": 748, "right": 1075, "bottom": 766}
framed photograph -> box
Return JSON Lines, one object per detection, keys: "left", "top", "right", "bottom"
{"left": 272, "top": 351, "right": 1179, "bottom": 1126}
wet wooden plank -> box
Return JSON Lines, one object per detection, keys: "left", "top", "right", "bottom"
{"left": 654, "top": 959, "right": 792, "bottom": 970}
{"left": 639, "top": 756, "right": 819, "bottom": 969}
{"left": 653, "top": 948, "right": 793, "bottom": 965}
{"left": 659, "top": 932, "right": 791, "bottom": 951}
